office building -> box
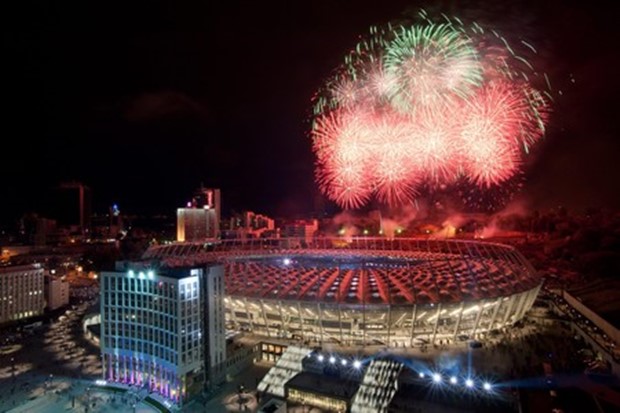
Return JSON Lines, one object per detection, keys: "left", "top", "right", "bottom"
{"left": 0, "top": 264, "right": 45, "bottom": 324}
{"left": 100, "top": 263, "right": 225, "bottom": 406}
{"left": 177, "top": 187, "right": 221, "bottom": 242}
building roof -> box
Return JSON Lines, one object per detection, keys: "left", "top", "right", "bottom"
{"left": 225, "top": 251, "right": 539, "bottom": 305}
{"left": 111, "top": 260, "right": 221, "bottom": 280}
{"left": 144, "top": 238, "right": 541, "bottom": 305}
{"left": 286, "top": 372, "right": 359, "bottom": 401}
{"left": 0, "top": 263, "right": 43, "bottom": 273}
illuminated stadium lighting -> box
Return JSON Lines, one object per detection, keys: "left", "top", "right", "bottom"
{"left": 329, "top": 356, "right": 336, "bottom": 364}
{"left": 283, "top": 258, "right": 292, "bottom": 266}
{"left": 147, "top": 271, "right": 154, "bottom": 279}
{"left": 418, "top": 372, "right": 425, "bottom": 379}
{"left": 317, "top": 354, "right": 324, "bottom": 362}
{"left": 341, "top": 359, "right": 348, "bottom": 366}
{"left": 463, "top": 305, "right": 480, "bottom": 315}
{"left": 450, "top": 376, "right": 458, "bottom": 384}
{"left": 483, "top": 382, "right": 492, "bottom": 391}
{"left": 465, "top": 378, "right": 474, "bottom": 388}
{"left": 432, "top": 373, "right": 442, "bottom": 383}
{"left": 353, "top": 360, "right": 362, "bottom": 369}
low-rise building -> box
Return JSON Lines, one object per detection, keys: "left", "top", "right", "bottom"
{"left": 45, "top": 275, "right": 70, "bottom": 310}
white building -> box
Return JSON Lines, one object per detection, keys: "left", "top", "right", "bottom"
{"left": 177, "top": 187, "right": 221, "bottom": 242}
{"left": 100, "top": 263, "right": 225, "bottom": 406}
{"left": 45, "top": 276, "right": 70, "bottom": 310}
{"left": 0, "top": 264, "right": 45, "bottom": 324}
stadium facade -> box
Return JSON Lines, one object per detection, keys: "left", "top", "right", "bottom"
{"left": 145, "top": 238, "right": 542, "bottom": 347}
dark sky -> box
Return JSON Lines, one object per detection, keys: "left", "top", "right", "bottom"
{"left": 3, "top": 0, "right": 619, "bottom": 225}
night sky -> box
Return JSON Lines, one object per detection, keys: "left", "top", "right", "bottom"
{"left": 3, "top": 0, "right": 620, "bottom": 225}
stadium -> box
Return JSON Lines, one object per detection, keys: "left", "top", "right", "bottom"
{"left": 144, "top": 238, "right": 542, "bottom": 347}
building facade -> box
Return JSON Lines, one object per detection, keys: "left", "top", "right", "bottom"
{"left": 100, "top": 263, "right": 225, "bottom": 405}
{"left": 227, "top": 211, "right": 276, "bottom": 238}
{"left": 0, "top": 264, "right": 45, "bottom": 324}
{"left": 176, "top": 188, "right": 221, "bottom": 242}
{"left": 281, "top": 220, "right": 319, "bottom": 244}
{"left": 45, "top": 276, "right": 70, "bottom": 310}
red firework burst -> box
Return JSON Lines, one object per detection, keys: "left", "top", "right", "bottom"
{"left": 311, "top": 16, "right": 550, "bottom": 209}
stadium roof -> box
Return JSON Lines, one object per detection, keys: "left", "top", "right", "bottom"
{"left": 145, "top": 238, "right": 541, "bottom": 305}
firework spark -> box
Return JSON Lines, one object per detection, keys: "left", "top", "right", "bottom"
{"left": 311, "top": 12, "right": 550, "bottom": 209}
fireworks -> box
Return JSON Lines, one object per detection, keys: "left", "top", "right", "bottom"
{"left": 311, "top": 11, "right": 550, "bottom": 209}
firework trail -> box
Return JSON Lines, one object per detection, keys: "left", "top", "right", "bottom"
{"left": 311, "top": 10, "right": 550, "bottom": 209}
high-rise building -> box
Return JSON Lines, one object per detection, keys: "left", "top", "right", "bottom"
{"left": 176, "top": 187, "right": 220, "bottom": 242}
{"left": 100, "top": 263, "right": 225, "bottom": 406}
{"left": 0, "top": 264, "right": 45, "bottom": 324}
